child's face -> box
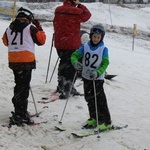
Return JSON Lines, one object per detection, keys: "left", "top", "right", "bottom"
{"left": 91, "top": 33, "right": 102, "bottom": 44}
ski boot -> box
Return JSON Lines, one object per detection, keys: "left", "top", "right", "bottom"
{"left": 9, "top": 111, "right": 34, "bottom": 126}
{"left": 98, "top": 122, "right": 111, "bottom": 131}
{"left": 82, "top": 118, "right": 97, "bottom": 129}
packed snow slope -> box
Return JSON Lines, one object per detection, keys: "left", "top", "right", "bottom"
{"left": 0, "top": 2, "right": 150, "bottom": 150}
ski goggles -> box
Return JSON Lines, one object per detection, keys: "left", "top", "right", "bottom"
{"left": 91, "top": 28, "right": 103, "bottom": 35}
{"left": 18, "top": 7, "right": 33, "bottom": 16}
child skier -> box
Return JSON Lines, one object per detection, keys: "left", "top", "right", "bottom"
{"left": 71, "top": 24, "right": 111, "bottom": 130}
{"left": 2, "top": 7, "right": 46, "bottom": 126}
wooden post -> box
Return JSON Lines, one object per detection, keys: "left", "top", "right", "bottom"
{"left": 132, "top": 24, "right": 137, "bottom": 51}
{"left": 12, "top": 0, "right": 16, "bottom": 21}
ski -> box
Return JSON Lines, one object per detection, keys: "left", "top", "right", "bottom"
{"left": 2, "top": 121, "right": 48, "bottom": 128}
{"left": 29, "top": 121, "right": 48, "bottom": 126}
{"left": 38, "top": 97, "right": 58, "bottom": 104}
{"left": 29, "top": 111, "right": 43, "bottom": 118}
{"left": 71, "top": 124, "right": 128, "bottom": 138}
{"left": 38, "top": 92, "right": 58, "bottom": 103}
{"left": 105, "top": 74, "right": 117, "bottom": 80}
{"left": 55, "top": 125, "right": 66, "bottom": 131}
{"left": 38, "top": 93, "right": 84, "bottom": 104}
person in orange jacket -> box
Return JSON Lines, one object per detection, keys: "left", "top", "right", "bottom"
{"left": 53, "top": 0, "right": 91, "bottom": 99}
{"left": 2, "top": 7, "right": 46, "bottom": 126}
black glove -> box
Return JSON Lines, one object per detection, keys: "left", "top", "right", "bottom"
{"left": 32, "top": 19, "right": 43, "bottom": 31}
{"left": 89, "top": 70, "right": 99, "bottom": 80}
{"left": 73, "top": 62, "right": 83, "bottom": 71}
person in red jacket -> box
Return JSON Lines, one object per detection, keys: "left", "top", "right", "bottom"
{"left": 2, "top": 7, "right": 46, "bottom": 126}
{"left": 53, "top": 0, "right": 91, "bottom": 99}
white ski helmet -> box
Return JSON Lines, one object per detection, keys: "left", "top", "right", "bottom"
{"left": 80, "top": 30, "right": 90, "bottom": 44}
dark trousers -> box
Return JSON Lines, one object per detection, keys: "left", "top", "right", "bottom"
{"left": 12, "top": 69, "right": 32, "bottom": 116}
{"left": 56, "top": 49, "right": 76, "bottom": 92}
{"left": 83, "top": 78, "right": 111, "bottom": 124}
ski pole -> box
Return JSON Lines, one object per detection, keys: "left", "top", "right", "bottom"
{"left": 30, "top": 86, "right": 39, "bottom": 117}
{"left": 45, "top": 33, "right": 54, "bottom": 83}
{"left": 93, "top": 80, "right": 100, "bottom": 139}
{"left": 59, "top": 71, "right": 77, "bottom": 124}
{"left": 49, "top": 57, "right": 59, "bottom": 83}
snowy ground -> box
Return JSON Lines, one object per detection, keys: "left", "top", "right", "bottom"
{"left": 0, "top": 2, "right": 150, "bottom": 150}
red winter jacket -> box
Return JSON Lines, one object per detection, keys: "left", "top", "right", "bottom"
{"left": 53, "top": 0, "right": 91, "bottom": 50}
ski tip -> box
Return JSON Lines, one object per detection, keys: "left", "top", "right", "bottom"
{"left": 111, "top": 124, "right": 128, "bottom": 130}
{"left": 71, "top": 133, "right": 83, "bottom": 138}
{"left": 55, "top": 126, "right": 66, "bottom": 131}
{"left": 105, "top": 74, "right": 117, "bottom": 80}
{"left": 71, "top": 132, "right": 95, "bottom": 138}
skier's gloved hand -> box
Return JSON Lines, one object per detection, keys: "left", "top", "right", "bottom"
{"left": 32, "top": 19, "right": 43, "bottom": 31}
{"left": 89, "top": 70, "right": 99, "bottom": 80}
{"left": 73, "top": 62, "right": 83, "bottom": 71}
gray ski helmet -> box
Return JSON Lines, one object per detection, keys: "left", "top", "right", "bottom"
{"left": 90, "top": 24, "right": 105, "bottom": 41}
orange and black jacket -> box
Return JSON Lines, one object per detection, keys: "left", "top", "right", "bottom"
{"left": 2, "top": 18, "right": 46, "bottom": 70}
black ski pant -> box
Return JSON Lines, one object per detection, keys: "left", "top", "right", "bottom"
{"left": 83, "top": 78, "right": 111, "bottom": 125}
{"left": 12, "top": 69, "right": 32, "bottom": 117}
{"left": 56, "top": 49, "right": 76, "bottom": 93}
